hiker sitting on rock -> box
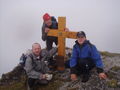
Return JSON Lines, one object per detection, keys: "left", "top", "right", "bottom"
{"left": 70, "top": 31, "right": 107, "bottom": 82}
{"left": 24, "top": 43, "right": 53, "bottom": 90}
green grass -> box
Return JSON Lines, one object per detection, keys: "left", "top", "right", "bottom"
{"left": 100, "top": 51, "right": 120, "bottom": 57}
{"left": 107, "top": 79, "right": 118, "bottom": 88}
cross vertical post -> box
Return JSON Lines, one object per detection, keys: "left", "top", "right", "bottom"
{"left": 58, "top": 17, "right": 66, "bottom": 56}
{"left": 47, "top": 17, "right": 77, "bottom": 71}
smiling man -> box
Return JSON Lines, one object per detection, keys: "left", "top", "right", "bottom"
{"left": 24, "top": 43, "right": 49, "bottom": 90}
{"left": 70, "top": 31, "right": 107, "bottom": 82}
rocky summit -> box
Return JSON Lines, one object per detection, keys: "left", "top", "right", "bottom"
{"left": 0, "top": 48, "right": 120, "bottom": 90}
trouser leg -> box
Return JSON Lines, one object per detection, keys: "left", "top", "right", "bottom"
{"left": 48, "top": 57, "right": 56, "bottom": 66}
{"left": 77, "top": 58, "right": 95, "bottom": 74}
{"left": 54, "top": 37, "right": 58, "bottom": 45}
{"left": 28, "top": 78, "right": 37, "bottom": 89}
{"left": 46, "top": 38, "right": 53, "bottom": 51}
{"left": 47, "top": 37, "right": 57, "bottom": 67}
{"left": 77, "top": 58, "right": 95, "bottom": 82}
{"left": 28, "top": 78, "right": 48, "bottom": 89}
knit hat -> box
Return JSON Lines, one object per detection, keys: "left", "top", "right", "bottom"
{"left": 43, "top": 13, "right": 51, "bottom": 21}
{"left": 76, "top": 31, "right": 86, "bottom": 38}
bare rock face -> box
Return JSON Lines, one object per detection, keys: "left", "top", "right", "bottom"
{"left": 0, "top": 48, "right": 120, "bottom": 90}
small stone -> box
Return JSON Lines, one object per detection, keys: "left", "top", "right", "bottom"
{"left": 117, "top": 81, "right": 120, "bottom": 86}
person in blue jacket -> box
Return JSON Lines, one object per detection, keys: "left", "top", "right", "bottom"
{"left": 70, "top": 31, "right": 107, "bottom": 82}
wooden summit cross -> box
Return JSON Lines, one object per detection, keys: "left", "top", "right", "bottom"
{"left": 47, "top": 17, "right": 77, "bottom": 70}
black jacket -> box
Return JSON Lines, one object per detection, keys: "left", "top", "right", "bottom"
{"left": 41, "top": 17, "right": 58, "bottom": 41}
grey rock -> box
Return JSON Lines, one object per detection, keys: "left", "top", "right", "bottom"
{"left": 0, "top": 48, "right": 120, "bottom": 90}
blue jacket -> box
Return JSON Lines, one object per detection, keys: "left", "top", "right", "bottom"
{"left": 70, "top": 40, "right": 104, "bottom": 69}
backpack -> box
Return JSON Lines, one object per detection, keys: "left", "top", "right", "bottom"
{"left": 19, "top": 49, "right": 33, "bottom": 67}
{"left": 19, "top": 53, "right": 34, "bottom": 67}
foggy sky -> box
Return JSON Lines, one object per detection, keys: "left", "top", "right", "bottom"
{"left": 0, "top": 0, "right": 120, "bottom": 76}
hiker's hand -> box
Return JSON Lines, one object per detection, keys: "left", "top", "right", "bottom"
{"left": 71, "top": 74, "right": 77, "bottom": 81}
{"left": 65, "top": 28, "right": 69, "bottom": 31}
{"left": 45, "top": 28, "right": 50, "bottom": 33}
{"left": 42, "top": 74, "right": 46, "bottom": 79}
{"left": 99, "top": 73, "right": 107, "bottom": 79}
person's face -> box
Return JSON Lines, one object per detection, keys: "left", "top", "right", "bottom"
{"left": 45, "top": 19, "right": 52, "bottom": 27}
{"left": 77, "top": 36, "right": 86, "bottom": 45}
{"left": 32, "top": 44, "right": 41, "bottom": 56}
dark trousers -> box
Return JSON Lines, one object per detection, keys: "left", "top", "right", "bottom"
{"left": 48, "top": 57, "right": 56, "bottom": 67}
{"left": 72, "top": 58, "right": 95, "bottom": 75}
{"left": 46, "top": 36, "right": 58, "bottom": 51}
{"left": 28, "top": 78, "right": 48, "bottom": 88}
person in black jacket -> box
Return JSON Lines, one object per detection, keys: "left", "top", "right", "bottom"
{"left": 42, "top": 13, "right": 69, "bottom": 51}
{"left": 42, "top": 13, "right": 58, "bottom": 51}
{"left": 42, "top": 13, "right": 69, "bottom": 69}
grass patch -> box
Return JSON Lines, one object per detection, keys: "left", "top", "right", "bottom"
{"left": 100, "top": 51, "right": 120, "bottom": 57}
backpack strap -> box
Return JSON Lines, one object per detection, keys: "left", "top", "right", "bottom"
{"left": 88, "top": 42, "right": 93, "bottom": 49}
{"left": 28, "top": 54, "right": 33, "bottom": 62}
{"left": 28, "top": 54, "right": 36, "bottom": 68}
{"left": 87, "top": 42, "right": 94, "bottom": 57}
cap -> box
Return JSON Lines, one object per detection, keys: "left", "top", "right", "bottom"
{"left": 76, "top": 31, "right": 86, "bottom": 38}
{"left": 43, "top": 13, "right": 51, "bottom": 21}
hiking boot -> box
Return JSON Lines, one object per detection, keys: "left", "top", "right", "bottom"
{"left": 81, "top": 74, "right": 90, "bottom": 83}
